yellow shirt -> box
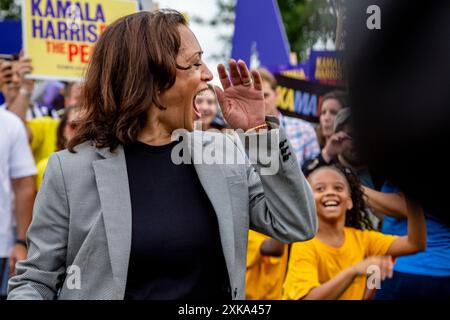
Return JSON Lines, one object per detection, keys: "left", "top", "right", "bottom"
{"left": 36, "top": 157, "right": 49, "bottom": 190}
{"left": 246, "top": 230, "right": 289, "bottom": 300}
{"left": 27, "top": 117, "right": 59, "bottom": 165}
{"left": 283, "top": 227, "right": 397, "bottom": 300}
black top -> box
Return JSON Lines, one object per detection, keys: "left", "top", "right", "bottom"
{"left": 123, "top": 140, "right": 231, "bottom": 300}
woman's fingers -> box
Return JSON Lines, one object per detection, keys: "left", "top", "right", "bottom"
{"left": 217, "top": 63, "right": 231, "bottom": 90}
{"left": 238, "top": 59, "right": 251, "bottom": 85}
{"left": 251, "top": 69, "right": 263, "bottom": 91}
{"left": 218, "top": 58, "right": 261, "bottom": 90}
{"left": 228, "top": 59, "right": 241, "bottom": 86}
{"left": 213, "top": 85, "right": 229, "bottom": 115}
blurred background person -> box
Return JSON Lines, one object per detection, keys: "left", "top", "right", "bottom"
{"left": 64, "top": 81, "right": 82, "bottom": 109}
{"left": 316, "top": 90, "right": 347, "bottom": 148}
{"left": 245, "top": 230, "right": 287, "bottom": 300}
{"left": 35, "top": 105, "right": 82, "bottom": 190}
{"left": 0, "top": 55, "right": 59, "bottom": 119}
{"left": 303, "top": 108, "right": 375, "bottom": 189}
{"left": 7, "top": 80, "right": 82, "bottom": 167}
{"left": 0, "top": 108, "right": 36, "bottom": 299}
{"left": 194, "top": 84, "right": 225, "bottom": 131}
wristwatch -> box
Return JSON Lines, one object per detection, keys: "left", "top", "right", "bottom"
{"left": 15, "top": 239, "right": 27, "bottom": 248}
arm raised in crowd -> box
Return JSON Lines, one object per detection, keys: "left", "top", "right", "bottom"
{"left": 6, "top": 54, "right": 34, "bottom": 123}
{"left": 363, "top": 186, "right": 407, "bottom": 219}
{"left": 364, "top": 186, "right": 427, "bottom": 254}
{"left": 0, "top": 59, "right": 13, "bottom": 89}
{"left": 385, "top": 197, "right": 427, "bottom": 255}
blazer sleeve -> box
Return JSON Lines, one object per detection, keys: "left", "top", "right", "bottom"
{"left": 8, "top": 153, "right": 69, "bottom": 300}
{"left": 232, "top": 116, "right": 318, "bottom": 243}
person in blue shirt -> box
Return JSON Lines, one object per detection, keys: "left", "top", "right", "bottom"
{"left": 364, "top": 182, "right": 450, "bottom": 299}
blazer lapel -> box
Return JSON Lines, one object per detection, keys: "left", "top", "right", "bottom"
{"left": 92, "top": 146, "right": 132, "bottom": 297}
{"left": 189, "top": 131, "right": 236, "bottom": 278}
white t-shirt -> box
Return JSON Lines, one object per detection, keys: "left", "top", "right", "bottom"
{"left": 0, "top": 109, "right": 37, "bottom": 257}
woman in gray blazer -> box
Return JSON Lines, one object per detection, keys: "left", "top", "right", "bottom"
{"left": 8, "top": 10, "right": 317, "bottom": 300}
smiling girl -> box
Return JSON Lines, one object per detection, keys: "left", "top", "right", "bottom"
{"left": 283, "top": 164, "right": 426, "bottom": 300}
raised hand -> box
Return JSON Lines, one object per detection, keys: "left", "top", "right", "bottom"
{"left": 214, "top": 59, "right": 265, "bottom": 131}
{"left": 0, "top": 59, "right": 13, "bottom": 89}
{"left": 16, "top": 51, "right": 34, "bottom": 88}
{"left": 322, "top": 131, "right": 352, "bottom": 162}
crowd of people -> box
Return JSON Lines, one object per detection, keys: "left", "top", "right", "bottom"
{"left": 0, "top": 9, "right": 449, "bottom": 300}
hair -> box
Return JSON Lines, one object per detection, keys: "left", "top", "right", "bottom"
{"left": 316, "top": 90, "right": 348, "bottom": 147}
{"left": 56, "top": 105, "right": 79, "bottom": 151}
{"left": 310, "top": 164, "right": 374, "bottom": 230}
{"left": 320, "top": 90, "right": 347, "bottom": 111}
{"left": 257, "top": 67, "right": 277, "bottom": 90}
{"left": 68, "top": 10, "right": 187, "bottom": 152}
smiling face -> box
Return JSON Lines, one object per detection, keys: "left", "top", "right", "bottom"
{"left": 194, "top": 88, "right": 217, "bottom": 127}
{"left": 157, "top": 25, "right": 213, "bottom": 132}
{"left": 308, "top": 167, "right": 353, "bottom": 224}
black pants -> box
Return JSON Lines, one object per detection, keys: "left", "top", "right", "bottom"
{"left": 0, "top": 258, "right": 9, "bottom": 299}
{"left": 375, "top": 271, "right": 450, "bottom": 300}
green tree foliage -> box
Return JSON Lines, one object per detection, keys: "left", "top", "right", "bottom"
{"left": 278, "top": 0, "right": 339, "bottom": 60}
{"left": 0, "top": 0, "right": 21, "bottom": 20}
{"left": 192, "top": 0, "right": 341, "bottom": 62}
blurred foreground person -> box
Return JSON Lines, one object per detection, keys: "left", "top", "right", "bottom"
{"left": 346, "top": 0, "right": 450, "bottom": 225}
{"left": 364, "top": 184, "right": 450, "bottom": 299}
{"left": 0, "top": 109, "right": 36, "bottom": 299}
{"left": 8, "top": 10, "right": 316, "bottom": 300}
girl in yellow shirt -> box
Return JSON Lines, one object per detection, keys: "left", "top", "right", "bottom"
{"left": 283, "top": 164, "right": 426, "bottom": 300}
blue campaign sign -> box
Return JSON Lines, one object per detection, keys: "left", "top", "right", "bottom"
{"left": 0, "top": 20, "right": 22, "bottom": 54}
{"left": 231, "top": 0, "right": 291, "bottom": 69}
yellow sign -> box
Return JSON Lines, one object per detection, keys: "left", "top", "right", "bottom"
{"left": 22, "top": 0, "right": 138, "bottom": 81}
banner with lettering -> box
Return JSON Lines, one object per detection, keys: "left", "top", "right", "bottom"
{"left": 22, "top": 0, "right": 138, "bottom": 81}
{"left": 275, "top": 73, "right": 344, "bottom": 123}
{"left": 308, "top": 50, "right": 344, "bottom": 86}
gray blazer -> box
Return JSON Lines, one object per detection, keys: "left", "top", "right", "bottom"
{"left": 8, "top": 119, "right": 317, "bottom": 300}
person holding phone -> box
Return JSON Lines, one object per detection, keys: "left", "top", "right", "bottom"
{"left": 0, "top": 54, "right": 58, "bottom": 119}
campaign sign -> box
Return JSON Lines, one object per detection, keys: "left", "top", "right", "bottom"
{"left": 22, "top": 0, "right": 138, "bottom": 80}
